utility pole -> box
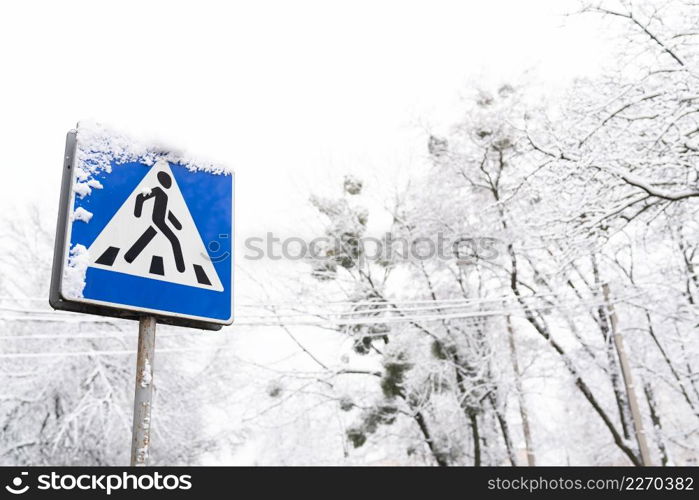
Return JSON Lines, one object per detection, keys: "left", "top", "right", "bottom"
{"left": 506, "top": 315, "right": 536, "bottom": 466}
{"left": 603, "top": 284, "right": 652, "bottom": 466}
{"left": 131, "top": 316, "right": 157, "bottom": 466}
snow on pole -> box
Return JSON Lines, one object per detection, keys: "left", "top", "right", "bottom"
{"left": 131, "top": 316, "right": 157, "bottom": 466}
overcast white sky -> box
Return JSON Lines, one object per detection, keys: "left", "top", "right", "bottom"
{"left": 0, "top": 0, "right": 610, "bottom": 243}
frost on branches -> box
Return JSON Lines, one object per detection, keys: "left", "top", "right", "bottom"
{"left": 282, "top": 0, "right": 699, "bottom": 466}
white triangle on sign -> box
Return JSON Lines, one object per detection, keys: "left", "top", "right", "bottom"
{"left": 86, "top": 159, "right": 224, "bottom": 292}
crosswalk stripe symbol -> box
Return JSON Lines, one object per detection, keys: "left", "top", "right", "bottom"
{"left": 87, "top": 159, "right": 224, "bottom": 291}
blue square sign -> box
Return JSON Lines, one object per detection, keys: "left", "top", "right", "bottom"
{"left": 50, "top": 124, "right": 234, "bottom": 329}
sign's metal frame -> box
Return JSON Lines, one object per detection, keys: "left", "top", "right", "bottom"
{"left": 49, "top": 130, "right": 234, "bottom": 331}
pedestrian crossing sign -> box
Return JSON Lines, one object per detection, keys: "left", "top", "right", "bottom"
{"left": 50, "top": 124, "right": 234, "bottom": 329}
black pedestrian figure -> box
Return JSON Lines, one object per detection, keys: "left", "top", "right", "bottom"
{"left": 124, "top": 171, "right": 185, "bottom": 273}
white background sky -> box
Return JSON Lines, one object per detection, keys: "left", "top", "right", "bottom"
{"left": 0, "top": 0, "right": 610, "bottom": 245}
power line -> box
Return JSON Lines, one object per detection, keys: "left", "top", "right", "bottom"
{"left": 0, "top": 346, "right": 227, "bottom": 359}
{"left": 236, "top": 295, "right": 559, "bottom": 308}
{"left": 0, "top": 292, "right": 637, "bottom": 322}
{"left": 0, "top": 330, "right": 208, "bottom": 341}
{"left": 0, "top": 296, "right": 544, "bottom": 319}
{"left": 249, "top": 294, "right": 563, "bottom": 317}
{"left": 0, "top": 293, "right": 644, "bottom": 324}
{"left": 0, "top": 293, "right": 561, "bottom": 309}
{"left": 0, "top": 296, "right": 641, "bottom": 349}
{"left": 0, "top": 309, "right": 505, "bottom": 329}
{"left": 0, "top": 294, "right": 639, "bottom": 325}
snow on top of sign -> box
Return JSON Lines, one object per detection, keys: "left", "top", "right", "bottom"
{"left": 75, "top": 120, "right": 232, "bottom": 179}
{"left": 66, "top": 121, "right": 231, "bottom": 300}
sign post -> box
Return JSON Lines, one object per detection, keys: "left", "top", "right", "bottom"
{"left": 131, "top": 316, "right": 157, "bottom": 466}
{"left": 50, "top": 122, "right": 234, "bottom": 464}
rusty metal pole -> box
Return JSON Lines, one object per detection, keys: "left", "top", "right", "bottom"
{"left": 130, "top": 316, "right": 156, "bottom": 466}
